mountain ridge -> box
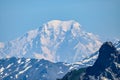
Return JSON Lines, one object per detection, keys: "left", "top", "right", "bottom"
{"left": 0, "top": 57, "right": 70, "bottom": 80}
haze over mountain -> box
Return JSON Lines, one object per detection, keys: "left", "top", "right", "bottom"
{"left": 0, "top": 20, "right": 102, "bottom": 63}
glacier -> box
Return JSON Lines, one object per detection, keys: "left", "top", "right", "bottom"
{"left": 0, "top": 20, "right": 102, "bottom": 63}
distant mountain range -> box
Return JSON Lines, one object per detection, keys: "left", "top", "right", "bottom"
{"left": 0, "top": 20, "right": 102, "bottom": 63}
{"left": 59, "top": 42, "right": 120, "bottom": 80}
{"left": 0, "top": 55, "right": 97, "bottom": 80}
{"left": 0, "top": 56, "right": 94, "bottom": 80}
{"left": 0, "top": 57, "right": 71, "bottom": 80}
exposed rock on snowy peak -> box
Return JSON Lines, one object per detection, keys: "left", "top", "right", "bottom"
{"left": 0, "top": 20, "right": 102, "bottom": 63}
{"left": 114, "top": 40, "right": 120, "bottom": 51}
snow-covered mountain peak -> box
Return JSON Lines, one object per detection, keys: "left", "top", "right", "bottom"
{"left": 47, "top": 20, "right": 79, "bottom": 27}
{"left": 0, "top": 20, "right": 102, "bottom": 63}
{"left": 45, "top": 20, "right": 80, "bottom": 32}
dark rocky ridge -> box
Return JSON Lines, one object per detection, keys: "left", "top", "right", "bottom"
{"left": 59, "top": 42, "right": 120, "bottom": 80}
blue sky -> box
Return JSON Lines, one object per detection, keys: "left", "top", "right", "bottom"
{"left": 0, "top": 0, "right": 120, "bottom": 42}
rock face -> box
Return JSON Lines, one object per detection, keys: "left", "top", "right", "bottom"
{"left": 83, "top": 42, "right": 120, "bottom": 80}
{"left": 60, "top": 42, "right": 120, "bottom": 80}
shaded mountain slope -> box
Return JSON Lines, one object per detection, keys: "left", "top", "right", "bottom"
{"left": 59, "top": 42, "right": 120, "bottom": 80}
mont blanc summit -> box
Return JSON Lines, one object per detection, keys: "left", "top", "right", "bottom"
{"left": 0, "top": 20, "right": 102, "bottom": 63}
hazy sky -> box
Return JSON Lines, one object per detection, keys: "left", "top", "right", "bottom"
{"left": 0, "top": 0, "right": 120, "bottom": 42}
